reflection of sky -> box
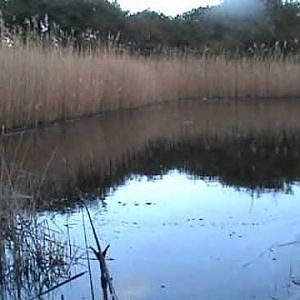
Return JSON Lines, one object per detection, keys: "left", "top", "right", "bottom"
{"left": 47, "top": 171, "right": 300, "bottom": 300}
{"left": 106, "top": 171, "right": 300, "bottom": 225}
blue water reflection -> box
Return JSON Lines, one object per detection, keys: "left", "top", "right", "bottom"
{"left": 48, "top": 171, "right": 300, "bottom": 300}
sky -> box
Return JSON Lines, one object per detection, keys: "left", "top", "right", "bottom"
{"left": 115, "top": 0, "right": 222, "bottom": 16}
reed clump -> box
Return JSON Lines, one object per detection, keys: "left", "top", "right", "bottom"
{"left": 1, "top": 42, "right": 300, "bottom": 131}
{"left": 0, "top": 214, "right": 77, "bottom": 300}
{"left": 0, "top": 146, "right": 81, "bottom": 299}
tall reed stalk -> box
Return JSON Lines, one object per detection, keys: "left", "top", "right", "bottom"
{"left": 1, "top": 43, "right": 300, "bottom": 132}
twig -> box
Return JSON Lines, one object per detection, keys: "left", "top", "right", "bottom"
{"left": 81, "top": 199, "right": 118, "bottom": 300}
{"left": 82, "top": 210, "right": 95, "bottom": 300}
{"left": 29, "top": 271, "right": 86, "bottom": 299}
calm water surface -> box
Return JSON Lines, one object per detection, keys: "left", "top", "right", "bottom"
{"left": 2, "top": 99, "right": 300, "bottom": 299}
{"left": 48, "top": 172, "right": 300, "bottom": 300}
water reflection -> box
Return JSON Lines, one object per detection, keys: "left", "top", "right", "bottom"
{"left": 2, "top": 99, "right": 300, "bottom": 299}
{"left": 50, "top": 172, "right": 300, "bottom": 300}
{"left": 1, "top": 99, "right": 300, "bottom": 209}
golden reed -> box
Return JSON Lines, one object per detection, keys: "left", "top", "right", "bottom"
{"left": 1, "top": 45, "right": 300, "bottom": 131}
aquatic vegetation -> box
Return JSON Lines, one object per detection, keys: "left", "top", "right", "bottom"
{"left": 0, "top": 145, "right": 85, "bottom": 299}
{"left": 0, "top": 214, "right": 79, "bottom": 299}
{"left": 1, "top": 42, "right": 300, "bottom": 131}
{"left": 0, "top": 141, "right": 118, "bottom": 300}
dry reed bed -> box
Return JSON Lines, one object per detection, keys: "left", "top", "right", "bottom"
{"left": 1, "top": 46, "right": 300, "bottom": 130}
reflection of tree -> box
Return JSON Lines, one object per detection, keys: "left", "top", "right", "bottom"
{"left": 0, "top": 214, "right": 76, "bottom": 299}
{"left": 133, "top": 133, "right": 299, "bottom": 193}
{"left": 37, "top": 131, "right": 300, "bottom": 211}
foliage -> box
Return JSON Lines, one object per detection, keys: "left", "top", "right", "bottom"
{"left": 0, "top": 0, "right": 300, "bottom": 52}
{"left": 1, "top": 0, "right": 300, "bottom": 53}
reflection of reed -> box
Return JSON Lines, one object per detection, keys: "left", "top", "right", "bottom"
{"left": 1, "top": 100, "right": 300, "bottom": 209}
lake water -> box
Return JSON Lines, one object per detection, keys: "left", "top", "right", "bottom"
{"left": 2, "top": 99, "right": 300, "bottom": 300}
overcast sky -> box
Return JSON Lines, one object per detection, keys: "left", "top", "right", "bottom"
{"left": 115, "top": 0, "right": 222, "bottom": 16}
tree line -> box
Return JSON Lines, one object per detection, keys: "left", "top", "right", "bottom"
{"left": 1, "top": 0, "right": 300, "bottom": 54}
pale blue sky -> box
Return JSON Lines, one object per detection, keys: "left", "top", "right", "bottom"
{"left": 115, "top": 0, "right": 222, "bottom": 16}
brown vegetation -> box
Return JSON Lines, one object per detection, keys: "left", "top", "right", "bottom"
{"left": 1, "top": 44, "right": 300, "bottom": 131}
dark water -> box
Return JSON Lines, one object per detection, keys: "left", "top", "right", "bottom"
{"left": 2, "top": 99, "right": 300, "bottom": 299}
